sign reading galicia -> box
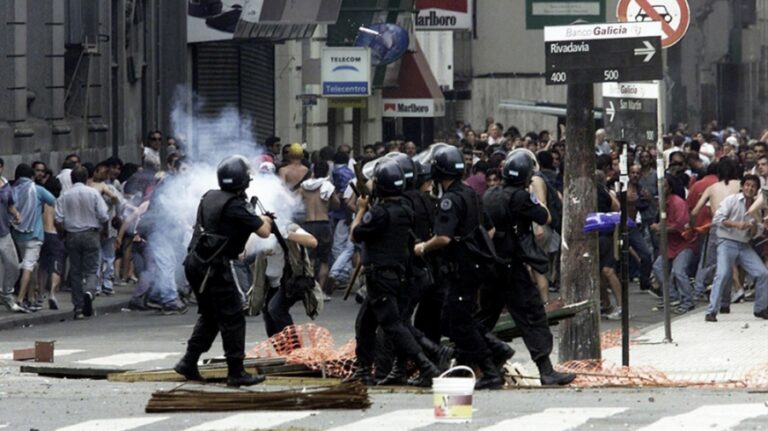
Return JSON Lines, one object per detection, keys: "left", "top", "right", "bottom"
{"left": 415, "top": 0, "right": 473, "bottom": 31}
{"left": 544, "top": 22, "right": 662, "bottom": 85}
{"left": 321, "top": 47, "right": 371, "bottom": 97}
{"left": 602, "top": 82, "right": 659, "bottom": 145}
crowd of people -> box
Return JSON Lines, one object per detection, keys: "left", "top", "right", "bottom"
{"left": 2, "top": 117, "right": 767, "bottom": 388}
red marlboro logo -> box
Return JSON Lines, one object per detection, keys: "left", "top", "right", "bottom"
{"left": 416, "top": 0, "right": 467, "bottom": 13}
{"left": 384, "top": 103, "right": 397, "bottom": 111}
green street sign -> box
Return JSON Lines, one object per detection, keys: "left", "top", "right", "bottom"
{"left": 526, "top": 0, "right": 606, "bottom": 29}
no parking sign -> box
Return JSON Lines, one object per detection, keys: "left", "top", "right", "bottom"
{"left": 617, "top": 0, "right": 689, "bottom": 48}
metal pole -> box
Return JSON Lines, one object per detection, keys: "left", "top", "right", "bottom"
{"left": 657, "top": 67, "right": 672, "bottom": 342}
{"left": 618, "top": 142, "right": 630, "bottom": 366}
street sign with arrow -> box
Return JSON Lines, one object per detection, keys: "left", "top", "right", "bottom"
{"left": 544, "top": 21, "right": 663, "bottom": 85}
{"left": 602, "top": 81, "right": 659, "bottom": 145}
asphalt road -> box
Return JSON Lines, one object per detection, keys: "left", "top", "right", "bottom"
{"left": 1, "top": 288, "right": 766, "bottom": 430}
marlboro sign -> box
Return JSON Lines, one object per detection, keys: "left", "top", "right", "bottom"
{"left": 415, "top": 0, "right": 473, "bottom": 31}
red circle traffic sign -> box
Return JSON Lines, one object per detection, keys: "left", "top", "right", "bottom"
{"left": 617, "top": 0, "right": 689, "bottom": 48}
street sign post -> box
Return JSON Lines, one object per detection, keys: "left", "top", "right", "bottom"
{"left": 526, "top": 0, "right": 605, "bottom": 30}
{"left": 602, "top": 82, "right": 659, "bottom": 146}
{"left": 544, "top": 22, "right": 663, "bottom": 85}
{"left": 617, "top": 0, "right": 690, "bottom": 48}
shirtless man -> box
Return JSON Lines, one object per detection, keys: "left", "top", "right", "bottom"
{"left": 278, "top": 143, "right": 309, "bottom": 190}
{"left": 690, "top": 158, "right": 742, "bottom": 301}
{"left": 89, "top": 163, "right": 122, "bottom": 295}
{"left": 299, "top": 161, "right": 338, "bottom": 296}
{"left": 38, "top": 180, "right": 64, "bottom": 309}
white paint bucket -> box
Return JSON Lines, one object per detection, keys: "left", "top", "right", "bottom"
{"left": 432, "top": 365, "right": 476, "bottom": 423}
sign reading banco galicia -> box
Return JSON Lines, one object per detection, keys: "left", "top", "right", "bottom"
{"left": 415, "top": 0, "right": 473, "bottom": 31}
{"left": 382, "top": 99, "right": 445, "bottom": 118}
{"left": 321, "top": 47, "right": 371, "bottom": 97}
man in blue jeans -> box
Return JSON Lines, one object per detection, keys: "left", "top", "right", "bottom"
{"left": 706, "top": 175, "right": 768, "bottom": 322}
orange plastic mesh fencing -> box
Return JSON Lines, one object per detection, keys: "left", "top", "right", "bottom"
{"left": 557, "top": 359, "right": 768, "bottom": 389}
{"left": 247, "top": 324, "right": 357, "bottom": 378}
{"left": 600, "top": 328, "right": 639, "bottom": 350}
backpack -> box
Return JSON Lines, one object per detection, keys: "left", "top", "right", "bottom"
{"left": 536, "top": 172, "right": 562, "bottom": 233}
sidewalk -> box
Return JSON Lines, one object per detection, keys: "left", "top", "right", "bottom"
{"left": 0, "top": 283, "right": 133, "bottom": 331}
{"left": 602, "top": 302, "right": 768, "bottom": 384}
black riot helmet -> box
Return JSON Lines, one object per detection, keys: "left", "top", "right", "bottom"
{"left": 414, "top": 161, "right": 432, "bottom": 188}
{"left": 431, "top": 145, "right": 465, "bottom": 180}
{"left": 217, "top": 155, "right": 252, "bottom": 191}
{"left": 502, "top": 149, "right": 537, "bottom": 186}
{"left": 372, "top": 158, "right": 406, "bottom": 197}
{"left": 385, "top": 152, "right": 416, "bottom": 189}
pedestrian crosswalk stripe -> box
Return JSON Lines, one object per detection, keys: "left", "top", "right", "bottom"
{"left": 184, "top": 412, "right": 318, "bottom": 431}
{"left": 478, "top": 407, "right": 627, "bottom": 431}
{"left": 55, "top": 417, "right": 168, "bottom": 431}
{"left": 75, "top": 352, "right": 178, "bottom": 367}
{"left": 326, "top": 409, "right": 437, "bottom": 431}
{"left": 636, "top": 403, "right": 768, "bottom": 431}
{"left": 0, "top": 349, "right": 84, "bottom": 360}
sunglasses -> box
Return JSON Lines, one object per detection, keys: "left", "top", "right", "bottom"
{"left": 151, "top": 137, "right": 162, "bottom": 141}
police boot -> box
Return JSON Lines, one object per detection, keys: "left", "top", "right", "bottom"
{"left": 537, "top": 357, "right": 576, "bottom": 386}
{"left": 226, "top": 358, "right": 266, "bottom": 387}
{"left": 475, "top": 358, "right": 505, "bottom": 390}
{"left": 376, "top": 358, "right": 408, "bottom": 386}
{"left": 408, "top": 353, "right": 440, "bottom": 388}
{"left": 173, "top": 351, "right": 205, "bottom": 382}
{"left": 484, "top": 333, "right": 515, "bottom": 370}
{"left": 343, "top": 362, "right": 375, "bottom": 386}
{"left": 417, "top": 335, "right": 454, "bottom": 370}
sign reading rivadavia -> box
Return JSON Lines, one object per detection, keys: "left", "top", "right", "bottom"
{"left": 544, "top": 22, "right": 662, "bottom": 85}
{"left": 602, "top": 82, "right": 659, "bottom": 145}
{"left": 321, "top": 47, "right": 371, "bottom": 97}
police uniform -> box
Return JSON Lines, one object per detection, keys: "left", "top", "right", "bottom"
{"left": 478, "top": 185, "right": 553, "bottom": 365}
{"left": 184, "top": 190, "right": 263, "bottom": 369}
{"left": 352, "top": 198, "right": 426, "bottom": 372}
{"left": 433, "top": 181, "right": 494, "bottom": 364}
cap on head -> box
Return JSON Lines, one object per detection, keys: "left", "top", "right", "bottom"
{"left": 288, "top": 143, "right": 304, "bottom": 159}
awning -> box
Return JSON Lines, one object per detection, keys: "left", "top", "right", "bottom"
{"left": 382, "top": 46, "right": 445, "bottom": 117}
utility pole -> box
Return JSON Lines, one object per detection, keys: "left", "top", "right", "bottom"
{"left": 558, "top": 82, "right": 601, "bottom": 361}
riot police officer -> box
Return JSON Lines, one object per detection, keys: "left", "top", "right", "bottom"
{"left": 413, "top": 145, "right": 504, "bottom": 390}
{"left": 479, "top": 150, "right": 576, "bottom": 386}
{"left": 375, "top": 153, "right": 453, "bottom": 386}
{"left": 346, "top": 159, "right": 439, "bottom": 386}
{"left": 174, "top": 155, "right": 273, "bottom": 387}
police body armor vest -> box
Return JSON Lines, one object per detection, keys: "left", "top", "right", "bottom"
{"left": 483, "top": 186, "right": 522, "bottom": 257}
{"left": 363, "top": 199, "right": 413, "bottom": 269}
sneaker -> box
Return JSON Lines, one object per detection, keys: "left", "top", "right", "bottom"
{"left": 705, "top": 312, "right": 717, "bottom": 322}
{"left": 73, "top": 311, "right": 85, "bottom": 320}
{"left": 647, "top": 286, "right": 662, "bottom": 299}
{"left": 48, "top": 297, "right": 59, "bottom": 310}
{"left": 83, "top": 292, "right": 94, "bottom": 317}
{"left": 731, "top": 289, "right": 745, "bottom": 304}
{"left": 606, "top": 308, "right": 622, "bottom": 321}
{"left": 754, "top": 309, "right": 768, "bottom": 319}
{"left": 127, "top": 297, "right": 149, "bottom": 311}
{"left": 719, "top": 305, "right": 731, "bottom": 314}
{"left": 24, "top": 301, "right": 42, "bottom": 312}
{"left": 144, "top": 298, "right": 164, "bottom": 310}
{"left": 692, "top": 292, "right": 709, "bottom": 303}
{"left": 7, "top": 302, "right": 30, "bottom": 314}
{"left": 102, "top": 288, "right": 115, "bottom": 297}
{"left": 656, "top": 299, "right": 681, "bottom": 309}
{"left": 160, "top": 300, "right": 189, "bottom": 315}
{"left": 673, "top": 304, "right": 694, "bottom": 315}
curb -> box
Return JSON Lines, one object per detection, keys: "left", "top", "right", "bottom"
{"left": 0, "top": 299, "right": 131, "bottom": 331}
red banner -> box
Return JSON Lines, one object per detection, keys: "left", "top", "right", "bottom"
{"left": 416, "top": 0, "right": 468, "bottom": 13}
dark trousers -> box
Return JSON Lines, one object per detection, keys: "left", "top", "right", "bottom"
{"left": 186, "top": 272, "right": 246, "bottom": 360}
{"left": 476, "top": 261, "right": 553, "bottom": 364}
{"left": 65, "top": 230, "right": 101, "bottom": 312}
{"left": 263, "top": 286, "right": 300, "bottom": 337}
{"left": 628, "top": 226, "right": 652, "bottom": 288}
{"left": 442, "top": 264, "right": 491, "bottom": 363}
{"left": 414, "top": 265, "right": 446, "bottom": 344}
{"left": 355, "top": 269, "right": 422, "bottom": 366}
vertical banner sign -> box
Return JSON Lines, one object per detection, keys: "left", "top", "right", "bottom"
{"left": 321, "top": 47, "right": 371, "bottom": 97}
{"left": 616, "top": 0, "right": 690, "bottom": 48}
{"left": 602, "top": 82, "right": 659, "bottom": 146}
{"left": 415, "top": 0, "right": 473, "bottom": 31}
{"left": 526, "top": 0, "right": 606, "bottom": 29}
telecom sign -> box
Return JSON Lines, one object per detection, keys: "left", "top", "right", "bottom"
{"left": 617, "top": 0, "right": 690, "bottom": 48}
{"left": 602, "top": 82, "right": 659, "bottom": 145}
{"left": 544, "top": 22, "right": 662, "bottom": 85}
{"left": 321, "top": 47, "right": 371, "bottom": 97}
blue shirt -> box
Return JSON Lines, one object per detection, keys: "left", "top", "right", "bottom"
{"left": 0, "top": 183, "right": 14, "bottom": 237}
{"left": 12, "top": 183, "right": 55, "bottom": 242}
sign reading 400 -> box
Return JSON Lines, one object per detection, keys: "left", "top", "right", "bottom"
{"left": 544, "top": 22, "right": 662, "bottom": 85}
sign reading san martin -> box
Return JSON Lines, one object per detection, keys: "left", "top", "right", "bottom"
{"left": 544, "top": 22, "right": 662, "bottom": 85}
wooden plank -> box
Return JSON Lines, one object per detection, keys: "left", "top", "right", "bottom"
{"left": 108, "top": 361, "right": 312, "bottom": 383}
{"left": 493, "top": 300, "right": 592, "bottom": 341}
{"left": 20, "top": 365, "right": 126, "bottom": 379}
{"left": 12, "top": 348, "right": 35, "bottom": 361}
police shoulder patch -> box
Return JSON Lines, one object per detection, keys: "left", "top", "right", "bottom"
{"left": 440, "top": 198, "right": 453, "bottom": 211}
{"left": 362, "top": 212, "right": 373, "bottom": 223}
